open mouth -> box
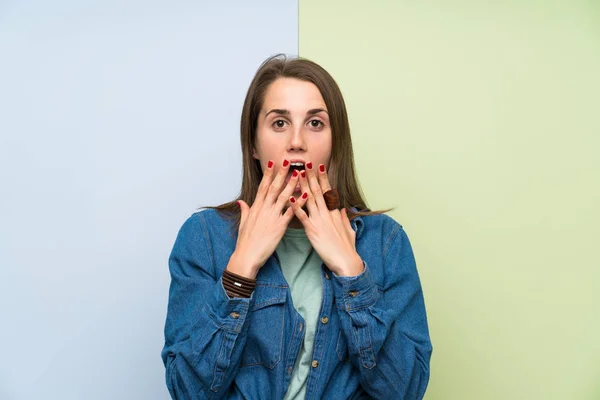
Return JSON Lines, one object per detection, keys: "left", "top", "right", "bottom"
{"left": 289, "top": 162, "right": 305, "bottom": 172}
{"left": 285, "top": 162, "right": 304, "bottom": 191}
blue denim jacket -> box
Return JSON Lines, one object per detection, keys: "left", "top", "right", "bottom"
{"left": 161, "top": 209, "right": 432, "bottom": 399}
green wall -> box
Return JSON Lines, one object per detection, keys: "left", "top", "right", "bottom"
{"left": 299, "top": 1, "right": 600, "bottom": 399}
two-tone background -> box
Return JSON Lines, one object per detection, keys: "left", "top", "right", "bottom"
{"left": 1, "top": 1, "right": 598, "bottom": 399}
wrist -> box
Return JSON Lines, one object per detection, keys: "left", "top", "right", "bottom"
{"left": 330, "top": 253, "right": 364, "bottom": 277}
{"left": 226, "top": 251, "right": 259, "bottom": 280}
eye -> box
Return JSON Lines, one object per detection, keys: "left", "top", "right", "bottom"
{"left": 273, "top": 119, "right": 287, "bottom": 129}
{"left": 309, "top": 119, "right": 324, "bottom": 128}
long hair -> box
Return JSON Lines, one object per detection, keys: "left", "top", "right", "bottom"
{"left": 203, "top": 54, "right": 390, "bottom": 229}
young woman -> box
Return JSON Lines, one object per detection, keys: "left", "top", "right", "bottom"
{"left": 161, "top": 54, "right": 432, "bottom": 399}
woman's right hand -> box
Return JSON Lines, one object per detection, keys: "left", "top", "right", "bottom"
{"left": 226, "top": 159, "right": 304, "bottom": 279}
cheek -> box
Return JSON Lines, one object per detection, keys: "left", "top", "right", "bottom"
{"left": 316, "top": 133, "right": 333, "bottom": 160}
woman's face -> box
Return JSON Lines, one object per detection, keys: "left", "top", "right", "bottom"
{"left": 253, "top": 77, "right": 332, "bottom": 194}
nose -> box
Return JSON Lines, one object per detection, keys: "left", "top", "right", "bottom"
{"left": 288, "top": 125, "right": 306, "bottom": 151}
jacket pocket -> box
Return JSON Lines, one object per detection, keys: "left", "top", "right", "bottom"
{"left": 336, "top": 329, "right": 348, "bottom": 362}
{"left": 240, "top": 284, "right": 287, "bottom": 369}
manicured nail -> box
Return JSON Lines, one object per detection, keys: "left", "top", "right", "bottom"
{"left": 267, "top": 160, "right": 274, "bottom": 169}
{"left": 306, "top": 162, "right": 313, "bottom": 170}
{"left": 292, "top": 170, "right": 298, "bottom": 177}
{"left": 283, "top": 159, "right": 290, "bottom": 167}
{"left": 290, "top": 196, "right": 296, "bottom": 203}
{"left": 301, "top": 171, "right": 306, "bottom": 178}
{"left": 236, "top": 201, "right": 240, "bottom": 207}
{"left": 319, "top": 164, "right": 325, "bottom": 173}
{"left": 302, "top": 192, "right": 308, "bottom": 199}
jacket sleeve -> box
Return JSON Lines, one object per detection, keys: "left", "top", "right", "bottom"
{"left": 161, "top": 213, "right": 252, "bottom": 399}
{"left": 331, "top": 224, "right": 432, "bottom": 399}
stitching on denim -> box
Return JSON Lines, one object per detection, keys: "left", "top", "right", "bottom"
{"left": 239, "top": 301, "right": 284, "bottom": 369}
{"left": 215, "top": 332, "right": 228, "bottom": 372}
{"left": 250, "top": 286, "right": 286, "bottom": 310}
{"left": 204, "top": 304, "right": 245, "bottom": 334}
{"left": 235, "top": 301, "right": 248, "bottom": 333}
{"left": 255, "top": 282, "right": 288, "bottom": 289}
{"left": 211, "top": 330, "right": 228, "bottom": 392}
{"left": 273, "top": 298, "right": 284, "bottom": 370}
{"left": 346, "top": 287, "right": 379, "bottom": 311}
{"left": 198, "top": 212, "right": 216, "bottom": 277}
{"left": 382, "top": 223, "right": 401, "bottom": 260}
{"left": 203, "top": 307, "right": 223, "bottom": 329}
{"left": 251, "top": 297, "right": 285, "bottom": 310}
{"left": 354, "top": 311, "right": 376, "bottom": 369}
{"left": 336, "top": 329, "right": 347, "bottom": 362}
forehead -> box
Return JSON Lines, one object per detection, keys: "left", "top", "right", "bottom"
{"left": 261, "top": 78, "right": 327, "bottom": 113}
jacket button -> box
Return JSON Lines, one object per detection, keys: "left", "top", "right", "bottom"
{"left": 348, "top": 290, "right": 359, "bottom": 297}
{"left": 325, "top": 273, "right": 330, "bottom": 280}
{"left": 321, "top": 316, "right": 329, "bottom": 324}
{"left": 311, "top": 360, "right": 319, "bottom": 368}
{"left": 230, "top": 312, "right": 240, "bottom": 319}
{"left": 299, "top": 322, "right": 303, "bottom": 332}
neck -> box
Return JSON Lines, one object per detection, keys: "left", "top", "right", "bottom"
{"left": 287, "top": 216, "right": 304, "bottom": 229}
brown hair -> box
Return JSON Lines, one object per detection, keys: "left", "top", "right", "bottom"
{"left": 203, "top": 54, "right": 390, "bottom": 228}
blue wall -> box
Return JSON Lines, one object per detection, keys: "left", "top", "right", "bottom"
{"left": 0, "top": 2, "right": 298, "bottom": 399}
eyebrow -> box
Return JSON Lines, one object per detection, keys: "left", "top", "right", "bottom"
{"left": 264, "top": 108, "right": 329, "bottom": 118}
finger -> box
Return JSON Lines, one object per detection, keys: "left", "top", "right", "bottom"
{"left": 330, "top": 209, "right": 346, "bottom": 236}
{"left": 266, "top": 159, "right": 291, "bottom": 204}
{"left": 317, "top": 163, "right": 332, "bottom": 193}
{"left": 341, "top": 208, "right": 355, "bottom": 242}
{"left": 290, "top": 196, "right": 312, "bottom": 228}
{"left": 275, "top": 169, "right": 300, "bottom": 210}
{"left": 282, "top": 201, "right": 296, "bottom": 222}
{"left": 255, "top": 160, "right": 275, "bottom": 204}
{"left": 294, "top": 184, "right": 309, "bottom": 210}
{"left": 237, "top": 200, "right": 250, "bottom": 228}
{"left": 298, "top": 169, "right": 318, "bottom": 215}
{"left": 305, "top": 161, "right": 328, "bottom": 212}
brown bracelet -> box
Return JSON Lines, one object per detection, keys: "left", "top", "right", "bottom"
{"left": 223, "top": 269, "right": 257, "bottom": 298}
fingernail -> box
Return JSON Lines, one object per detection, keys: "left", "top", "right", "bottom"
{"left": 292, "top": 170, "right": 298, "bottom": 177}
{"left": 290, "top": 196, "right": 296, "bottom": 203}
{"left": 301, "top": 171, "right": 306, "bottom": 178}
{"left": 283, "top": 159, "right": 290, "bottom": 167}
{"left": 319, "top": 164, "right": 325, "bottom": 173}
{"left": 267, "top": 160, "right": 274, "bottom": 169}
{"left": 236, "top": 201, "right": 240, "bottom": 207}
{"left": 302, "top": 192, "right": 308, "bottom": 199}
{"left": 306, "top": 162, "right": 313, "bottom": 170}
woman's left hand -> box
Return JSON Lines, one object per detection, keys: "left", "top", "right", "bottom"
{"left": 289, "top": 162, "right": 364, "bottom": 277}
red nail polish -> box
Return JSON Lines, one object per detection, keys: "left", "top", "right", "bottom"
{"left": 267, "top": 160, "right": 274, "bottom": 168}
{"left": 319, "top": 164, "right": 325, "bottom": 173}
{"left": 301, "top": 171, "right": 306, "bottom": 178}
{"left": 283, "top": 159, "right": 290, "bottom": 167}
{"left": 302, "top": 192, "right": 308, "bottom": 199}
{"left": 306, "top": 162, "right": 313, "bottom": 169}
{"left": 292, "top": 170, "right": 298, "bottom": 177}
{"left": 290, "top": 196, "right": 296, "bottom": 203}
{"left": 236, "top": 201, "right": 240, "bottom": 207}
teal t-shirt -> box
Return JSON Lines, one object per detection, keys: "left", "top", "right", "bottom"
{"left": 276, "top": 227, "right": 323, "bottom": 400}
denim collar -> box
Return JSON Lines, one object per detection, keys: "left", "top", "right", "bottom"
{"left": 350, "top": 207, "right": 365, "bottom": 240}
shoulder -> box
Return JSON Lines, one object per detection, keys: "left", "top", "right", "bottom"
{"left": 179, "top": 208, "right": 237, "bottom": 244}
{"left": 181, "top": 208, "right": 232, "bottom": 227}
{"left": 356, "top": 212, "right": 414, "bottom": 259}
{"left": 358, "top": 212, "right": 405, "bottom": 238}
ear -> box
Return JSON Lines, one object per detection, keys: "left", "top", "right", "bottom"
{"left": 252, "top": 148, "right": 259, "bottom": 160}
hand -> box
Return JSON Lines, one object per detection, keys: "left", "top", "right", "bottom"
{"left": 228, "top": 159, "right": 300, "bottom": 279}
{"left": 289, "top": 162, "right": 364, "bottom": 277}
